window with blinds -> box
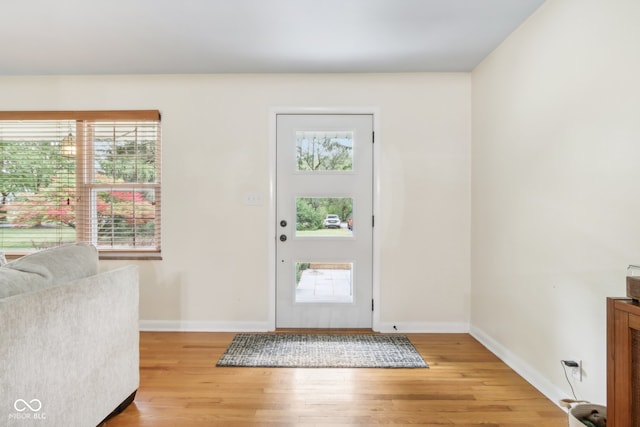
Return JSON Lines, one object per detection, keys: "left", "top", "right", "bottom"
{"left": 0, "top": 111, "right": 161, "bottom": 258}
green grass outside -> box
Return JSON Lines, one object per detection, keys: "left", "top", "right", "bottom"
{"left": 296, "top": 228, "right": 352, "bottom": 237}
{"left": 2, "top": 226, "right": 347, "bottom": 250}
{"left": 0, "top": 227, "right": 76, "bottom": 250}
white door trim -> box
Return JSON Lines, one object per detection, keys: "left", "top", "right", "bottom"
{"left": 268, "top": 106, "right": 381, "bottom": 331}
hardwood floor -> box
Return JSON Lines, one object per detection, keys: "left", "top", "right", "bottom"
{"left": 104, "top": 332, "right": 567, "bottom": 426}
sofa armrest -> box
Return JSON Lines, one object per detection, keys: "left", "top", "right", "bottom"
{"left": 0, "top": 265, "right": 139, "bottom": 427}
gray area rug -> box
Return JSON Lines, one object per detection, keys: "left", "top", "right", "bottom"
{"left": 216, "top": 333, "right": 428, "bottom": 368}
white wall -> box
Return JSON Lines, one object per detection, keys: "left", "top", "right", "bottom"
{"left": 0, "top": 73, "right": 471, "bottom": 332}
{"left": 471, "top": 0, "right": 640, "bottom": 405}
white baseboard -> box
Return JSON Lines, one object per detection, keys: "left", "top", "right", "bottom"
{"left": 469, "top": 325, "right": 568, "bottom": 409}
{"left": 140, "top": 320, "right": 468, "bottom": 333}
{"left": 376, "top": 321, "right": 470, "bottom": 333}
{"left": 139, "top": 320, "right": 272, "bottom": 332}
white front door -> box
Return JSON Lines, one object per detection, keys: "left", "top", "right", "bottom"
{"left": 276, "top": 114, "right": 373, "bottom": 328}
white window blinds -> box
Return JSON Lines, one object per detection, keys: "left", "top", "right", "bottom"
{"left": 0, "top": 111, "right": 161, "bottom": 257}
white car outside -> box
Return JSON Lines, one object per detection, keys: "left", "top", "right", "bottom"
{"left": 323, "top": 214, "right": 341, "bottom": 228}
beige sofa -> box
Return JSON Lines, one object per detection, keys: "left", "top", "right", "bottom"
{"left": 0, "top": 243, "right": 139, "bottom": 427}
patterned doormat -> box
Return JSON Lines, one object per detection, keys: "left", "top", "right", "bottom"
{"left": 216, "top": 334, "right": 428, "bottom": 368}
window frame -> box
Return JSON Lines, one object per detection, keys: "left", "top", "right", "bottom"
{"left": 0, "top": 110, "right": 162, "bottom": 260}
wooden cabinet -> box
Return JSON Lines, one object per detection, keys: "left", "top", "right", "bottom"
{"left": 607, "top": 297, "right": 640, "bottom": 426}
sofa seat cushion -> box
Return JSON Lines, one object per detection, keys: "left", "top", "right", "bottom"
{"left": 0, "top": 243, "right": 98, "bottom": 299}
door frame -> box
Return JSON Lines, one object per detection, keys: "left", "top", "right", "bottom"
{"left": 268, "top": 106, "right": 381, "bottom": 331}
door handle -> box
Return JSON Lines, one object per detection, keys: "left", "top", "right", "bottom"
{"left": 280, "top": 220, "right": 287, "bottom": 227}
{"left": 279, "top": 234, "right": 287, "bottom": 242}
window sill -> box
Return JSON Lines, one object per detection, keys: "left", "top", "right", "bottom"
{"left": 99, "top": 251, "right": 163, "bottom": 261}
{"left": 2, "top": 250, "right": 162, "bottom": 261}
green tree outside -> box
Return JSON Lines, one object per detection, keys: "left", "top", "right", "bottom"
{"left": 0, "top": 136, "right": 157, "bottom": 248}
{"left": 296, "top": 197, "right": 352, "bottom": 231}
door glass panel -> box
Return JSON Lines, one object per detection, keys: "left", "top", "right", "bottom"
{"left": 295, "top": 197, "right": 353, "bottom": 238}
{"left": 295, "top": 131, "right": 353, "bottom": 171}
{"left": 295, "top": 262, "right": 353, "bottom": 303}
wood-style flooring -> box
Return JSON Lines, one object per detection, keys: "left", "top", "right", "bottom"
{"left": 103, "top": 331, "right": 568, "bottom": 426}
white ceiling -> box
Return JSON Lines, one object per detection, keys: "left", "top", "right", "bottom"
{"left": 0, "top": 0, "right": 544, "bottom": 75}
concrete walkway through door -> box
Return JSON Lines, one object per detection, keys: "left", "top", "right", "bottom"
{"left": 295, "top": 267, "right": 352, "bottom": 303}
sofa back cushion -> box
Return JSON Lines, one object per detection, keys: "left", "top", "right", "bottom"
{"left": 0, "top": 243, "right": 98, "bottom": 299}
